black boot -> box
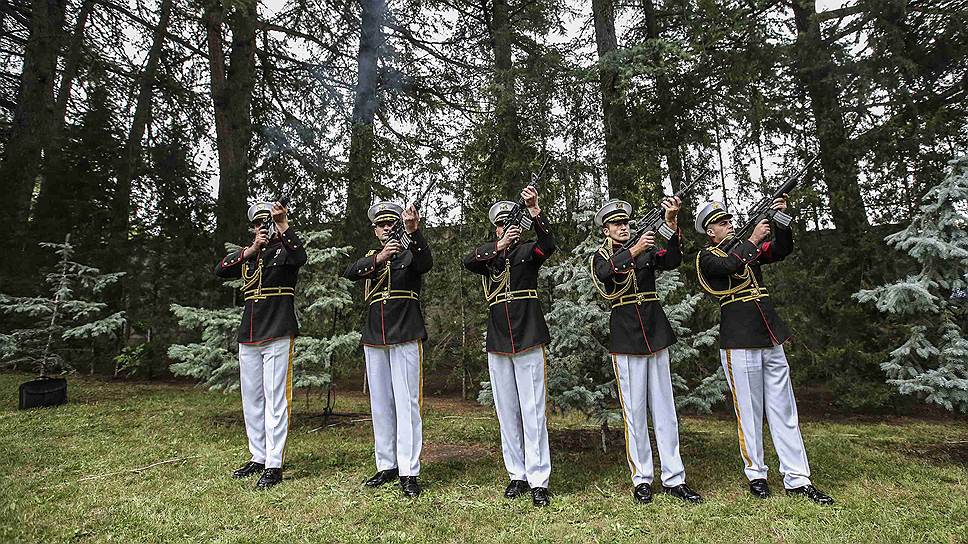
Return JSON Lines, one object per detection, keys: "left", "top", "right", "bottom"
{"left": 232, "top": 461, "right": 265, "bottom": 479}
{"left": 662, "top": 483, "right": 703, "bottom": 504}
{"left": 504, "top": 480, "right": 531, "bottom": 499}
{"left": 400, "top": 476, "right": 421, "bottom": 498}
{"left": 531, "top": 487, "right": 550, "bottom": 507}
{"left": 748, "top": 479, "right": 771, "bottom": 499}
{"left": 786, "top": 484, "right": 834, "bottom": 505}
{"left": 364, "top": 468, "right": 399, "bottom": 487}
{"left": 633, "top": 483, "right": 653, "bottom": 504}
{"left": 255, "top": 468, "right": 283, "bottom": 489}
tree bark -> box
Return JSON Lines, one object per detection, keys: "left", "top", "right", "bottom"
{"left": 593, "top": 0, "right": 634, "bottom": 199}
{"left": 208, "top": 0, "right": 257, "bottom": 251}
{"left": 790, "top": 0, "right": 870, "bottom": 234}
{"left": 489, "top": 0, "right": 524, "bottom": 197}
{"left": 343, "top": 0, "right": 386, "bottom": 255}
{"left": 0, "top": 0, "right": 67, "bottom": 243}
{"left": 109, "top": 0, "right": 172, "bottom": 252}
{"left": 642, "top": 0, "right": 683, "bottom": 209}
{"left": 30, "top": 0, "right": 94, "bottom": 242}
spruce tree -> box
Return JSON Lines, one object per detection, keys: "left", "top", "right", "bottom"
{"left": 476, "top": 215, "right": 723, "bottom": 430}
{"left": 854, "top": 156, "right": 968, "bottom": 413}
{"left": 168, "top": 230, "right": 361, "bottom": 396}
{"left": 0, "top": 235, "right": 126, "bottom": 375}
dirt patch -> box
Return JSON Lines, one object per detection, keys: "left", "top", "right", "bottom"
{"left": 549, "top": 427, "right": 625, "bottom": 453}
{"left": 422, "top": 442, "right": 492, "bottom": 463}
{"left": 210, "top": 411, "right": 371, "bottom": 431}
{"left": 896, "top": 440, "right": 968, "bottom": 467}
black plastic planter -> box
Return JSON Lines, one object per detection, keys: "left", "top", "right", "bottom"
{"left": 19, "top": 377, "right": 68, "bottom": 409}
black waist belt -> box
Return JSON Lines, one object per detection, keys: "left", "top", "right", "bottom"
{"left": 720, "top": 287, "right": 769, "bottom": 307}
{"left": 244, "top": 286, "right": 295, "bottom": 302}
{"left": 611, "top": 291, "right": 659, "bottom": 308}
{"left": 489, "top": 289, "right": 538, "bottom": 306}
{"left": 369, "top": 289, "right": 419, "bottom": 305}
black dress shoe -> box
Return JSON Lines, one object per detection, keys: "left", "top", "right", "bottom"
{"left": 232, "top": 461, "right": 265, "bottom": 479}
{"left": 749, "top": 478, "right": 771, "bottom": 499}
{"left": 786, "top": 484, "right": 834, "bottom": 505}
{"left": 400, "top": 476, "right": 421, "bottom": 498}
{"left": 255, "top": 468, "right": 283, "bottom": 489}
{"left": 531, "top": 487, "right": 550, "bottom": 507}
{"left": 633, "top": 483, "right": 653, "bottom": 504}
{"left": 364, "top": 468, "right": 399, "bottom": 487}
{"left": 662, "top": 483, "right": 703, "bottom": 504}
{"left": 504, "top": 480, "right": 531, "bottom": 499}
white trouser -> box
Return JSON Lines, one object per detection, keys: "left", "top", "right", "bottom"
{"left": 721, "top": 345, "right": 812, "bottom": 489}
{"left": 612, "top": 349, "right": 687, "bottom": 487}
{"left": 364, "top": 340, "right": 423, "bottom": 477}
{"left": 488, "top": 345, "right": 552, "bottom": 489}
{"left": 238, "top": 337, "right": 294, "bottom": 469}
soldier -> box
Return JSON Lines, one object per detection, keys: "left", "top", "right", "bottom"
{"left": 215, "top": 201, "right": 307, "bottom": 489}
{"left": 695, "top": 198, "right": 834, "bottom": 505}
{"left": 590, "top": 197, "right": 703, "bottom": 505}
{"left": 462, "top": 186, "right": 555, "bottom": 507}
{"left": 343, "top": 202, "right": 432, "bottom": 499}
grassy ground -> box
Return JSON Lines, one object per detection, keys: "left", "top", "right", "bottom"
{"left": 1, "top": 372, "right": 966, "bottom": 543}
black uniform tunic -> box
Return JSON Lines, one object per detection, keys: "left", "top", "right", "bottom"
{"left": 215, "top": 228, "right": 307, "bottom": 344}
{"left": 463, "top": 213, "right": 556, "bottom": 354}
{"left": 593, "top": 231, "right": 683, "bottom": 355}
{"left": 697, "top": 225, "right": 794, "bottom": 349}
{"left": 343, "top": 229, "right": 433, "bottom": 346}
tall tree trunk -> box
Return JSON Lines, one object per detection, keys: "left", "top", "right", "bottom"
{"left": 31, "top": 0, "right": 94, "bottom": 243}
{"left": 0, "top": 0, "right": 67, "bottom": 248}
{"left": 790, "top": 0, "right": 869, "bottom": 234}
{"left": 109, "top": 0, "right": 172, "bottom": 252}
{"left": 642, "top": 0, "right": 682, "bottom": 209}
{"left": 490, "top": 0, "right": 524, "bottom": 197}
{"left": 208, "top": 0, "right": 257, "bottom": 251}
{"left": 344, "top": 0, "right": 386, "bottom": 255}
{"left": 592, "top": 0, "right": 634, "bottom": 199}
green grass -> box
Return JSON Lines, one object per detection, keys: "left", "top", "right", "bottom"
{"left": 1, "top": 372, "right": 967, "bottom": 543}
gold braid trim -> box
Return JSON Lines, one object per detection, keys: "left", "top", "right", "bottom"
{"left": 590, "top": 239, "right": 634, "bottom": 302}
{"left": 696, "top": 238, "right": 754, "bottom": 297}
{"left": 482, "top": 256, "right": 511, "bottom": 303}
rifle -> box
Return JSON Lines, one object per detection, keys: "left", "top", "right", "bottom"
{"left": 386, "top": 178, "right": 440, "bottom": 249}
{"left": 719, "top": 155, "right": 818, "bottom": 253}
{"left": 620, "top": 177, "right": 700, "bottom": 252}
{"left": 502, "top": 154, "right": 552, "bottom": 232}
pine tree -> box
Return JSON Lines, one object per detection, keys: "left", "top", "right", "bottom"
{"left": 168, "top": 230, "right": 361, "bottom": 398}
{"left": 854, "top": 156, "right": 968, "bottom": 413}
{"left": 0, "top": 235, "right": 126, "bottom": 375}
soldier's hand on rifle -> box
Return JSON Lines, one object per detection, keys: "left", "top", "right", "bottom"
{"left": 772, "top": 194, "right": 788, "bottom": 212}
{"left": 377, "top": 239, "right": 402, "bottom": 264}
{"left": 244, "top": 226, "right": 269, "bottom": 258}
{"left": 630, "top": 231, "right": 656, "bottom": 257}
{"left": 662, "top": 196, "right": 681, "bottom": 230}
{"left": 271, "top": 201, "right": 289, "bottom": 234}
{"left": 497, "top": 225, "right": 522, "bottom": 251}
{"left": 522, "top": 186, "right": 540, "bottom": 216}
{"left": 749, "top": 219, "right": 771, "bottom": 245}
{"left": 403, "top": 204, "right": 420, "bottom": 234}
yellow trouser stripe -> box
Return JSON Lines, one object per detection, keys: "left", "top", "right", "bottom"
{"left": 282, "top": 336, "right": 294, "bottom": 464}
{"left": 418, "top": 340, "right": 424, "bottom": 412}
{"left": 724, "top": 349, "right": 753, "bottom": 469}
{"left": 611, "top": 355, "right": 635, "bottom": 480}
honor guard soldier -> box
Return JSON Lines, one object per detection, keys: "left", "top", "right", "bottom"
{"left": 462, "top": 186, "right": 555, "bottom": 507}
{"left": 590, "top": 198, "right": 703, "bottom": 505}
{"left": 695, "top": 199, "right": 834, "bottom": 505}
{"left": 343, "top": 201, "right": 432, "bottom": 498}
{"left": 215, "top": 201, "right": 307, "bottom": 489}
